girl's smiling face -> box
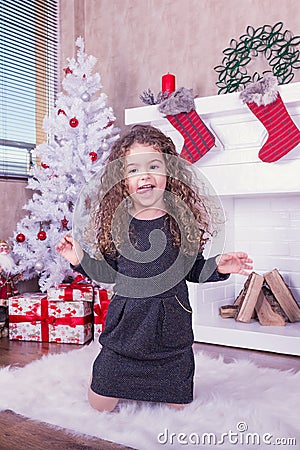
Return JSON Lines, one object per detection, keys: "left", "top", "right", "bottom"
{"left": 125, "top": 143, "right": 167, "bottom": 219}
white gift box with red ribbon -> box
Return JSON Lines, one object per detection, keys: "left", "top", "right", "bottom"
{"left": 9, "top": 292, "right": 93, "bottom": 344}
{"left": 47, "top": 276, "right": 93, "bottom": 302}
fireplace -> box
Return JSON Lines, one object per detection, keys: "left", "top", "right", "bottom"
{"left": 125, "top": 82, "right": 300, "bottom": 356}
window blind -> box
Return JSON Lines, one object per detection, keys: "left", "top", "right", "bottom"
{"left": 0, "top": 0, "right": 58, "bottom": 179}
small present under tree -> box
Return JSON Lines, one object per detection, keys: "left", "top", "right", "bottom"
{"left": 11, "top": 37, "right": 119, "bottom": 292}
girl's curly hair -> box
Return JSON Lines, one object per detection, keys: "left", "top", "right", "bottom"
{"left": 90, "top": 125, "right": 221, "bottom": 257}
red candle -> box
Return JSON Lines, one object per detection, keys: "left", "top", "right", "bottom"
{"left": 162, "top": 73, "right": 176, "bottom": 95}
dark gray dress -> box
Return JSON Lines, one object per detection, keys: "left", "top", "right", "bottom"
{"left": 74, "top": 215, "right": 229, "bottom": 404}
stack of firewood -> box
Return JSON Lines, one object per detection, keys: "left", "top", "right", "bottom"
{"left": 220, "top": 269, "right": 300, "bottom": 326}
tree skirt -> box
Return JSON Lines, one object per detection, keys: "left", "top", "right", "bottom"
{"left": 0, "top": 342, "right": 299, "bottom": 450}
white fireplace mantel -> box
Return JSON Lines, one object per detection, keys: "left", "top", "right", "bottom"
{"left": 124, "top": 83, "right": 300, "bottom": 356}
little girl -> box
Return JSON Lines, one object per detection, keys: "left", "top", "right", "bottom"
{"left": 56, "top": 125, "right": 252, "bottom": 412}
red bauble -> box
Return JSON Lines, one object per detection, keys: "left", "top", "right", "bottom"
{"left": 41, "top": 163, "right": 49, "bottom": 169}
{"left": 89, "top": 152, "right": 98, "bottom": 162}
{"left": 58, "top": 109, "right": 66, "bottom": 116}
{"left": 64, "top": 67, "right": 73, "bottom": 75}
{"left": 104, "top": 120, "right": 115, "bottom": 129}
{"left": 69, "top": 117, "right": 79, "bottom": 128}
{"left": 37, "top": 231, "right": 47, "bottom": 241}
{"left": 16, "top": 233, "right": 26, "bottom": 243}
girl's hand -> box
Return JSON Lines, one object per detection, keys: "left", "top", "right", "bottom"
{"left": 55, "top": 234, "right": 83, "bottom": 266}
{"left": 216, "top": 252, "right": 253, "bottom": 276}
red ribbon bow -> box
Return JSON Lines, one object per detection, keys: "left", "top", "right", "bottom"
{"left": 94, "top": 290, "right": 110, "bottom": 326}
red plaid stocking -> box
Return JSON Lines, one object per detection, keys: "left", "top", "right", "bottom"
{"left": 246, "top": 93, "right": 300, "bottom": 162}
{"left": 240, "top": 75, "right": 300, "bottom": 163}
{"left": 166, "top": 110, "right": 215, "bottom": 163}
{"left": 158, "top": 87, "right": 216, "bottom": 164}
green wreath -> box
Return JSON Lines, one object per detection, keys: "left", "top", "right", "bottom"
{"left": 214, "top": 22, "right": 300, "bottom": 94}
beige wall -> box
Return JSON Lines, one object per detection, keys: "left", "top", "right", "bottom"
{"left": 0, "top": 181, "right": 32, "bottom": 242}
{"left": 60, "top": 0, "right": 300, "bottom": 130}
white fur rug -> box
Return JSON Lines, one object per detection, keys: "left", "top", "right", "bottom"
{"left": 0, "top": 342, "right": 299, "bottom": 450}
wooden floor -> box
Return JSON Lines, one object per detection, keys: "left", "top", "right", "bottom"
{"left": 0, "top": 337, "right": 299, "bottom": 450}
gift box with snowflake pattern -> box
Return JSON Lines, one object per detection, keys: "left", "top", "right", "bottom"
{"left": 47, "top": 279, "right": 93, "bottom": 302}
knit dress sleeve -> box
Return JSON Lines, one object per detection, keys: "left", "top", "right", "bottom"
{"left": 185, "top": 253, "right": 230, "bottom": 283}
{"left": 71, "top": 250, "right": 117, "bottom": 284}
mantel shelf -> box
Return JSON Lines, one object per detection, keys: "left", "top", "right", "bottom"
{"left": 125, "top": 81, "right": 300, "bottom": 124}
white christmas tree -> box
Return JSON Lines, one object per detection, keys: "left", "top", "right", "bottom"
{"left": 11, "top": 37, "right": 119, "bottom": 292}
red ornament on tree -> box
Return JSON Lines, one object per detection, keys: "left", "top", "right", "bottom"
{"left": 89, "top": 151, "right": 98, "bottom": 162}
{"left": 58, "top": 109, "right": 66, "bottom": 116}
{"left": 64, "top": 67, "right": 73, "bottom": 75}
{"left": 104, "top": 120, "right": 115, "bottom": 129}
{"left": 16, "top": 233, "right": 25, "bottom": 243}
{"left": 37, "top": 231, "right": 47, "bottom": 241}
{"left": 61, "top": 216, "right": 70, "bottom": 231}
{"left": 69, "top": 118, "right": 79, "bottom": 128}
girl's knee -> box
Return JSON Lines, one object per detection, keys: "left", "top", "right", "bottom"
{"left": 88, "top": 387, "right": 119, "bottom": 412}
{"left": 166, "top": 403, "right": 187, "bottom": 410}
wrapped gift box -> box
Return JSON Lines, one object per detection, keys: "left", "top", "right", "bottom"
{"left": 9, "top": 292, "right": 92, "bottom": 344}
{"left": 47, "top": 276, "right": 93, "bottom": 302}
{"left": 93, "top": 288, "right": 112, "bottom": 339}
